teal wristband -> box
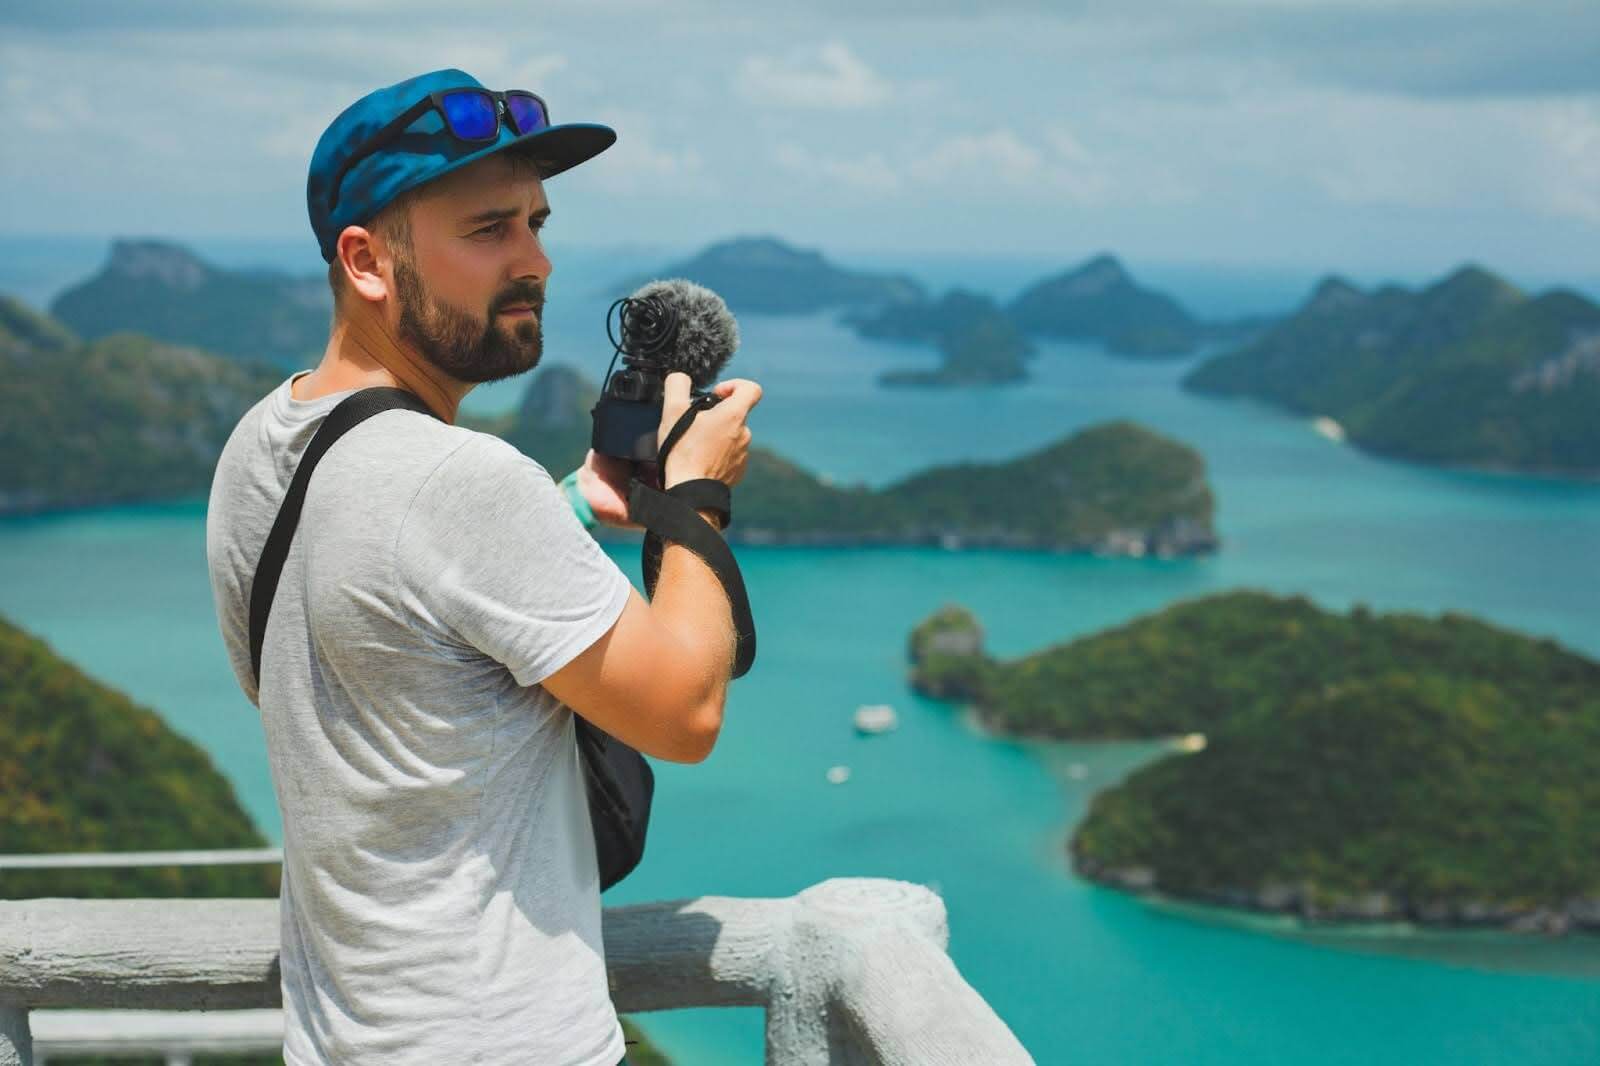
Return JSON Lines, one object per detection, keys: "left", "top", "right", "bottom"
{"left": 559, "top": 469, "right": 598, "bottom": 530}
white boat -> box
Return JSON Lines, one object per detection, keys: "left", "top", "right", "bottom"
{"left": 1312, "top": 416, "right": 1346, "bottom": 442}
{"left": 853, "top": 704, "right": 899, "bottom": 735}
{"left": 826, "top": 765, "right": 851, "bottom": 785}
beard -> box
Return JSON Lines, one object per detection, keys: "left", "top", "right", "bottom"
{"left": 393, "top": 255, "right": 544, "bottom": 384}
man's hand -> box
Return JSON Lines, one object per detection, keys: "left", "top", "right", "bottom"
{"left": 658, "top": 374, "right": 761, "bottom": 491}
{"left": 575, "top": 449, "right": 644, "bottom": 530}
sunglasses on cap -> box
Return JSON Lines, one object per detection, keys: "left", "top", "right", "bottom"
{"left": 328, "top": 87, "right": 551, "bottom": 213}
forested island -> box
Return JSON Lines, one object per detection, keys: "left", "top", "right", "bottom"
{"left": 0, "top": 295, "right": 282, "bottom": 516}
{"left": 844, "top": 253, "right": 1268, "bottom": 382}
{"left": 614, "top": 235, "right": 923, "bottom": 314}
{"left": 0, "top": 296, "right": 1218, "bottom": 556}
{"left": 50, "top": 239, "right": 330, "bottom": 368}
{"left": 494, "top": 365, "right": 1219, "bottom": 555}
{"left": 1183, "top": 266, "right": 1600, "bottom": 478}
{"left": 0, "top": 614, "right": 277, "bottom": 901}
{"left": 847, "top": 289, "right": 1035, "bottom": 386}
{"left": 1006, "top": 253, "right": 1204, "bottom": 356}
{"left": 907, "top": 591, "right": 1600, "bottom": 933}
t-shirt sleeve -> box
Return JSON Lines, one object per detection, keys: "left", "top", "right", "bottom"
{"left": 395, "top": 434, "right": 634, "bottom": 688}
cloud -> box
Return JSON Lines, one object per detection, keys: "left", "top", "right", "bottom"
{"left": 737, "top": 42, "right": 892, "bottom": 109}
{"left": 774, "top": 143, "right": 901, "bottom": 192}
{"left": 582, "top": 110, "right": 706, "bottom": 194}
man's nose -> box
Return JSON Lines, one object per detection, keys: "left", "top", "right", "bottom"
{"left": 508, "top": 222, "right": 552, "bottom": 282}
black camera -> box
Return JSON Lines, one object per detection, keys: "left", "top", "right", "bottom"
{"left": 591, "top": 293, "right": 676, "bottom": 463}
{"left": 590, "top": 280, "right": 740, "bottom": 466}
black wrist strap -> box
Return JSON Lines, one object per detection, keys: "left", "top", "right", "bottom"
{"left": 628, "top": 394, "right": 756, "bottom": 679}
{"left": 664, "top": 478, "right": 732, "bottom": 530}
{"left": 658, "top": 394, "right": 719, "bottom": 463}
{"left": 629, "top": 479, "right": 757, "bottom": 678}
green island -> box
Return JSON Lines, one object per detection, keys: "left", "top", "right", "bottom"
{"left": 613, "top": 235, "right": 924, "bottom": 314}
{"left": 493, "top": 365, "right": 1219, "bottom": 556}
{"left": 907, "top": 590, "right": 1600, "bottom": 933}
{"left": 847, "top": 289, "right": 1035, "bottom": 386}
{"left": 846, "top": 254, "right": 1268, "bottom": 375}
{"left": 0, "top": 615, "right": 674, "bottom": 1065}
{"left": 1007, "top": 253, "right": 1205, "bottom": 357}
{"left": 0, "top": 295, "right": 283, "bottom": 517}
{"left": 1, "top": 292, "right": 1216, "bottom": 555}
{"left": 1182, "top": 265, "right": 1600, "bottom": 477}
{"left": 0, "top": 614, "right": 279, "bottom": 902}
{"left": 50, "top": 240, "right": 331, "bottom": 369}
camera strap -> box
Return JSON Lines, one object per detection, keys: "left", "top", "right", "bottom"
{"left": 628, "top": 399, "right": 757, "bottom": 678}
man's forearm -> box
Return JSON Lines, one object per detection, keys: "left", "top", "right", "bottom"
{"left": 649, "top": 511, "right": 736, "bottom": 706}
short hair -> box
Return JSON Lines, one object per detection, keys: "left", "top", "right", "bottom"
{"left": 325, "top": 146, "right": 552, "bottom": 316}
{"left": 326, "top": 192, "right": 415, "bottom": 314}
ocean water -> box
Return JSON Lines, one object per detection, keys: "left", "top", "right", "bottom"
{"left": 2, "top": 243, "right": 1600, "bottom": 1063}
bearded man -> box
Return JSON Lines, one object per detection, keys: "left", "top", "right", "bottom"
{"left": 205, "top": 68, "right": 759, "bottom": 1066}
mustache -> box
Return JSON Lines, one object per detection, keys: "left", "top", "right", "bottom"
{"left": 493, "top": 285, "right": 545, "bottom": 315}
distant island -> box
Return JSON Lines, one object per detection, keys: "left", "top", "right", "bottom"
{"left": 844, "top": 253, "right": 1271, "bottom": 384}
{"left": 1182, "top": 265, "right": 1600, "bottom": 478}
{"left": 1007, "top": 253, "right": 1204, "bottom": 357}
{"left": 908, "top": 590, "right": 1600, "bottom": 934}
{"left": 613, "top": 235, "right": 924, "bottom": 314}
{"left": 492, "top": 365, "right": 1219, "bottom": 556}
{"left": 0, "top": 311, "right": 1216, "bottom": 556}
{"left": 0, "top": 295, "right": 282, "bottom": 517}
{"left": 51, "top": 238, "right": 330, "bottom": 368}
{"left": 848, "top": 290, "right": 1035, "bottom": 386}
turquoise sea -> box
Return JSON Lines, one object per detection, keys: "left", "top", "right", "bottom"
{"left": 3, "top": 241, "right": 1599, "bottom": 1063}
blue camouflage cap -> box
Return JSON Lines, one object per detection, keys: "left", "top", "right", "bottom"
{"left": 307, "top": 68, "right": 615, "bottom": 262}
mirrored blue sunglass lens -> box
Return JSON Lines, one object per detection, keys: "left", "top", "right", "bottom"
{"left": 506, "top": 95, "right": 547, "bottom": 134}
{"left": 440, "top": 91, "right": 498, "bottom": 139}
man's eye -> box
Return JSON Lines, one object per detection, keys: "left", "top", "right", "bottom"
{"left": 473, "top": 222, "right": 505, "bottom": 238}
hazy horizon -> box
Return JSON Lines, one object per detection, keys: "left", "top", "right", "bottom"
{"left": 4, "top": 1, "right": 1597, "bottom": 283}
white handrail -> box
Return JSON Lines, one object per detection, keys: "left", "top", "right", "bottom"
{"left": 0, "top": 850, "right": 282, "bottom": 871}
{"left": 0, "top": 878, "right": 1034, "bottom": 1065}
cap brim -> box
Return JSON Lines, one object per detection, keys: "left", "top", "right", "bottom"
{"left": 435, "top": 122, "right": 616, "bottom": 187}
{"left": 515, "top": 123, "right": 617, "bottom": 179}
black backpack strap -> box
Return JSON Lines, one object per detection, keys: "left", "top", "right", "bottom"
{"left": 248, "top": 387, "right": 438, "bottom": 687}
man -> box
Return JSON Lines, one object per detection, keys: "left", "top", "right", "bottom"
{"left": 205, "top": 68, "right": 760, "bottom": 1066}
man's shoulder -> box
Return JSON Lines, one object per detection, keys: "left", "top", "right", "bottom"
{"left": 421, "top": 425, "right": 559, "bottom": 486}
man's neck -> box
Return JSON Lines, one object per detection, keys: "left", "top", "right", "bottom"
{"left": 295, "top": 303, "right": 469, "bottom": 423}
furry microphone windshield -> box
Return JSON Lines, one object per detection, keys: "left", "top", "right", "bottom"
{"left": 623, "top": 278, "right": 740, "bottom": 389}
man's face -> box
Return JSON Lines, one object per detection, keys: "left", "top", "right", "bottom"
{"left": 386, "top": 153, "right": 553, "bottom": 383}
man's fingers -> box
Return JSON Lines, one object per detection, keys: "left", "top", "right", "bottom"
{"left": 663, "top": 371, "right": 692, "bottom": 411}
{"left": 712, "top": 378, "right": 763, "bottom": 414}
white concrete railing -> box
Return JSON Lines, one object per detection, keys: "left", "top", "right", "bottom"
{"left": 0, "top": 877, "right": 1033, "bottom": 1065}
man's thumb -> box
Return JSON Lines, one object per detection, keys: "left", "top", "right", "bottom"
{"left": 662, "top": 371, "right": 691, "bottom": 410}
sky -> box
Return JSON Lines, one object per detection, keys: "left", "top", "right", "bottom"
{"left": 3, "top": 0, "right": 1599, "bottom": 281}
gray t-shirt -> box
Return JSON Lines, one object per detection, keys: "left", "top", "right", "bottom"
{"left": 205, "top": 371, "right": 631, "bottom": 1066}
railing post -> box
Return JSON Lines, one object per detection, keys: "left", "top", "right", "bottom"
{"left": 763, "top": 879, "right": 1032, "bottom": 1065}
{"left": 0, "top": 1005, "right": 32, "bottom": 1066}
{"left": 764, "top": 879, "right": 950, "bottom": 1064}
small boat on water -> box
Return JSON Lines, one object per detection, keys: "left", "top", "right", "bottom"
{"left": 826, "top": 765, "right": 851, "bottom": 785}
{"left": 853, "top": 704, "right": 899, "bottom": 735}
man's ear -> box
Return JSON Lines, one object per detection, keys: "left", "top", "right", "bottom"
{"left": 335, "top": 226, "right": 388, "bottom": 305}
